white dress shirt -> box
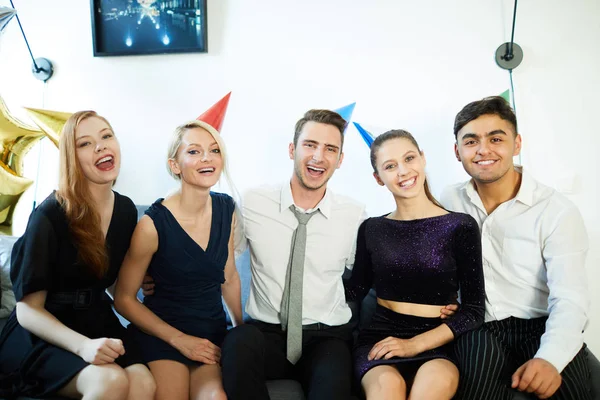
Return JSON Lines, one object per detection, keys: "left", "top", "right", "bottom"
{"left": 241, "top": 182, "right": 366, "bottom": 326}
{"left": 441, "top": 167, "right": 589, "bottom": 372}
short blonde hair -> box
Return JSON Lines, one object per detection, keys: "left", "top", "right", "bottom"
{"left": 166, "top": 120, "right": 238, "bottom": 199}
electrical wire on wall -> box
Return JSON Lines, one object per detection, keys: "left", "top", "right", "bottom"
{"left": 495, "top": 0, "right": 523, "bottom": 164}
{"left": 9, "top": 0, "right": 54, "bottom": 210}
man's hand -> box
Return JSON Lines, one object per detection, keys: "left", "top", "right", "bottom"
{"left": 512, "top": 358, "right": 562, "bottom": 399}
{"left": 440, "top": 303, "right": 459, "bottom": 319}
{"left": 142, "top": 274, "right": 155, "bottom": 296}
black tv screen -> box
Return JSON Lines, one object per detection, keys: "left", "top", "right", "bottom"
{"left": 91, "top": 0, "right": 207, "bottom": 56}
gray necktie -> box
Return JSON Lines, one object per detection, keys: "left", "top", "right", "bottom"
{"left": 280, "top": 206, "right": 318, "bottom": 364}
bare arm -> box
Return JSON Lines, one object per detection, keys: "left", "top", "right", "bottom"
{"left": 114, "top": 215, "right": 220, "bottom": 363}
{"left": 222, "top": 213, "right": 243, "bottom": 327}
{"left": 16, "top": 291, "right": 124, "bottom": 364}
{"left": 369, "top": 323, "right": 455, "bottom": 360}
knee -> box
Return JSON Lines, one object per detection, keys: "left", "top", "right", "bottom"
{"left": 366, "top": 369, "right": 405, "bottom": 393}
{"left": 133, "top": 369, "right": 157, "bottom": 398}
{"left": 208, "top": 388, "right": 227, "bottom": 400}
{"left": 94, "top": 367, "right": 130, "bottom": 400}
{"left": 421, "top": 372, "right": 456, "bottom": 393}
{"left": 196, "top": 387, "right": 227, "bottom": 400}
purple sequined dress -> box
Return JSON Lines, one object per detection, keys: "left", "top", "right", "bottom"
{"left": 345, "top": 212, "right": 485, "bottom": 380}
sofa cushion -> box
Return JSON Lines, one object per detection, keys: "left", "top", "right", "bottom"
{"left": 0, "top": 235, "right": 18, "bottom": 318}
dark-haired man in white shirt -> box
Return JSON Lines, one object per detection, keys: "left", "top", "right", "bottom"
{"left": 442, "top": 96, "right": 591, "bottom": 400}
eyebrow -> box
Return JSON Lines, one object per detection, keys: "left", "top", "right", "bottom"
{"left": 460, "top": 130, "right": 508, "bottom": 140}
{"left": 186, "top": 141, "right": 219, "bottom": 147}
{"left": 381, "top": 150, "right": 416, "bottom": 165}
{"left": 302, "top": 139, "right": 340, "bottom": 151}
{"left": 75, "top": 128, "right": 112, "bottom": 141}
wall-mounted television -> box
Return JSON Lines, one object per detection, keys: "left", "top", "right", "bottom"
{"left": 90, "top": 0, "right": 207, "bottom": 56}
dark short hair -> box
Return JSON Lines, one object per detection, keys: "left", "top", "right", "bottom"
{"left": 454, "top": 96, "right": 518, "bottom": 139}
{"left": 293, "top": 109, "right": 347, "bottom": 149}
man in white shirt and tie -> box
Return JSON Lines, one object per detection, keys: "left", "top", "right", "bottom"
{"left": 222, "top": 109, "right": 366, "bottom": 400}
{"left": 441, "top": 96, "right": 591, "bottom": 400}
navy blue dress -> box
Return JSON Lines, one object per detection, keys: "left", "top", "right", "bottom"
{"left": 129, "top": 192, "right": 234, "bottom": 365}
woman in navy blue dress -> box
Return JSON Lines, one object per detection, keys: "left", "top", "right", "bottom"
{"left": 0, "top": 111, "right": 155, "bottom": 399}
{"left": 345, "top": 130, "right": 485, "bottom": 400}
{"left": 114, "top": 120, "right": 243, "bottom": 400}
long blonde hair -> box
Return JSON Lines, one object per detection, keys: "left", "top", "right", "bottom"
{"left": 55, "top": 111, "right": 114, "bottom": 278}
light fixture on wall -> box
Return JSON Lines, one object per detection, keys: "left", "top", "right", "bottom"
{"left": 495, "top": 0, "right": 522, "bottom": 71}
{"left": 9, "top": 0, "right": 53, "bottom": 82}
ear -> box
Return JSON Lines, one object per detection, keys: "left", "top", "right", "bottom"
{"left": 336, "top": 151, "right": 344, "bottom": 169}
{"left": 513, "top": 134, "right": 522, "bottom": 157}
{"left": 168, "top": 158, "right": 181, "bottom": 176}
{"left": 373, "top": 171, "right": 384, "bottom": 186}
{"left": 454, "top": 143, "right": 461, "bottom": 162}
{"left": 288, "top": 142, "right": 295, "bottom": 160}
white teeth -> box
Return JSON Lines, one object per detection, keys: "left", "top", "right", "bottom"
{"left": 400, "top": 177, "right": 416, "bottom": 187}
{"left": 95, "top": 156, "right": 113, "bottom": 165}
{"left": 477, "top": 160, "right": 495, "bottom": 165}
{"left": 199, "top": 168, "right": 215, "bottom": 173}
{"left": 307, "top": 166, "right": 325, "bottom": 172}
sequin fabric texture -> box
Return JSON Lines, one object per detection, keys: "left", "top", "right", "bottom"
{"left": 345, "top": 212, "right": 485, "bottom": 337}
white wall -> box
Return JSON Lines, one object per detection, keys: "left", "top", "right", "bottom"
{"left": 1, "top": 0, "right": 598, "bottom": 353}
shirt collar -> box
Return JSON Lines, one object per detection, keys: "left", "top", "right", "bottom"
{"left": 462, "top": 165, "right": 534, "bottom": 208}
{"left": 280, "top": 181, "right": 332, "bottom": 218}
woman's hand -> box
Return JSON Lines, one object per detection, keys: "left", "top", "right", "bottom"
{"left": 368, "top": 336, "right": 422, "bottom": 360}
{"left": 170, "top": 334, "right": 221, "bottom": 364}
{"left": 77, "top": 338, "right": 125, "bottom": 364}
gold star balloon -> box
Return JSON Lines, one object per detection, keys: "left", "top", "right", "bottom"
{"left": 0, "top": 160, "right": 33, "bottom": 230}
{"left": 24, "top": 107, "right": 72, "bottom": 148}
{"left": 0, "top": 95, "right": 44, "bottom": 232}
{"left": 0, "top": 96, "right": 44, "bottom": 175}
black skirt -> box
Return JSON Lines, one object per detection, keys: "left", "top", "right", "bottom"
{"left": 354, "top": 304, "right": 456, "bottom": 380}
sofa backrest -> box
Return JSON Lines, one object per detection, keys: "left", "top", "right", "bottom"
{"left": 0, "top": 235, "right": 18, "bottom": 318}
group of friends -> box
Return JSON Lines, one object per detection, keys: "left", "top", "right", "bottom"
{"left": 0, "top": 96, "right": 592, "bottom": 400}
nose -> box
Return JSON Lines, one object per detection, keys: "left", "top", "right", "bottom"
{"left": 476, "top": 142, "right": 491, "bottom": 156}
{"left": 200, "top": 150, "right": 211, "bottom": 162}
{"left": 95, "top": 142, "right": 107, "bottom": 153}
{"left": 396, "top": 162, "right": 409, "bottom": 177}
{"left": 311, "top": 147, "right": 324, "bottom": 162}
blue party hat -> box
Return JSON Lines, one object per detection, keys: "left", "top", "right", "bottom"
{"left": 353, "top": 122, "right": 375, "bottom": 148}
{"left": 333, "top": 102, "right": 356, "bottom": 132}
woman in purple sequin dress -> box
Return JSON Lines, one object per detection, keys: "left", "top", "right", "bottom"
{"left": 345, "top": 130, "right": 485, "bottom": 399}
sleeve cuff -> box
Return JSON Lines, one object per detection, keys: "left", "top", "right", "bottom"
{"left": 534, "top": 346, "right": 581, "bottom": 373}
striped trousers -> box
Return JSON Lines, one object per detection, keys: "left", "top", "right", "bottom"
{"left": 452, "top": 317, "right": 592, "bottom": 400}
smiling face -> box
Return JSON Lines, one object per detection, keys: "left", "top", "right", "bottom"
{"left": 373, "top": 137, "right": 427, "bottom": 200}
{"left": 74, "top": 116, "right": 121, "bottom": 186}
{"left": 169, "top": 127, "right": 223, "bottom": 189}
{"left": 455, "top": 114, "right": 521, "bottom": 184}
{"left": 289, "top": 121, "right": 344, "bottom": 191}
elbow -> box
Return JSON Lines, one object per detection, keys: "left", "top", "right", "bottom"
{"left": 15, "top": 302, "right": 35, "bottom": 331}
{"left": 113, "top": 294, "right": 132, "bottom": 316}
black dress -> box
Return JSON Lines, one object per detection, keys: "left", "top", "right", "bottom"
{"left": 128, "top": 192, "right": 234, "bottom": 365}
{"left": 0, "top": 192, "right": 144, "bottom": 398}
{"left": 345, "top": 213, "right": 485, "bottom": 380}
